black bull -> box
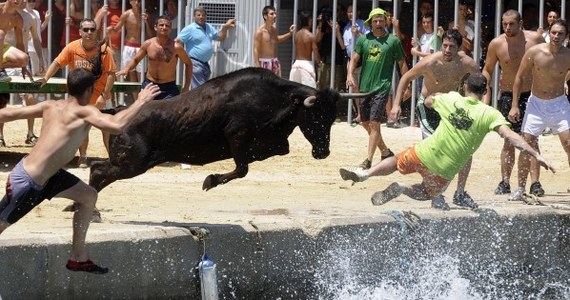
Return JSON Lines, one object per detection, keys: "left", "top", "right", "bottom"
{"left": 89, "top": 68, "right": 373, "bottom": 192}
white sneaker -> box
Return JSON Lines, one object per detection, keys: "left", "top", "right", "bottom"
{"left": 371, "top": 182, "right": 403, "bottom": 206}
{"left": 339, "top": 167, "right": 369, "bottom": 182}
{"left": 180, "top": 164, "right": 192, "bottom": 170}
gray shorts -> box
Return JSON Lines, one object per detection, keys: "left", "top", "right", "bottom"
{"left": 360, "top": 91, "right": 388, "bottom": 122}
{"left": 0, "top": 159, "right": 80, "bottom": 224}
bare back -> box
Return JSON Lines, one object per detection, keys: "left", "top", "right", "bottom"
{"left": 420, "top": 51, "right": 480, "bottom": 96}
{"left": 23, "top": 100, "right": 93, "bottom": 185}
{"left": 145, "top": 37, "right": 178, "bottom": 83}
{"left": 527, "top": 43, "right": 570, "bottom": 99}
{"left": 294, "top": 28, "right": 315, "bottom": 61}
{"left": 122, "top": 9, "right": 143, "bottom": 44}
{"left": 489, "top": 30, "right": 543, "bottom": 92}
{"left": 254, "top": 24, "right": 278, "bottom": 58}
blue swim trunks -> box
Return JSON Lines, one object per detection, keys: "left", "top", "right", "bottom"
{"left": 142, "top": 78, "right": 180, "bottom": 100}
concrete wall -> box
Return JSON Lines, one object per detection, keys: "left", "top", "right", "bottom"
{"left": 1, "top": 212, "right": 569, "bottom": 299}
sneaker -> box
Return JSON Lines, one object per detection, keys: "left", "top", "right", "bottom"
{"left": 371, "top": 182, "right": 403, "bottom": 206}
{"left": 77, "top": 156, "right": 89, "bottom": 168}
{"left": 453, "top": 191, "right": 479, "bottom": 209}
{"left": 431, "top": 194, "right": 450, "bottom": 210}
{"left": 25, "top": 134, "right": 39, "bottom": 145}
{"left": 494, "top": 180, "right": 511, "bottom": 195}
{"left": 381, "top": 149, "right": 395, "bottom": 160}
{"left": 508, "top": 188, "right": 525, "bottom": 201}
{"left": 0, "top": 70, "right": 11, "bottom": 82}
{"left": 529, "top": 181, "right": 545, "bottom": 197}
{"left": 358, "top": 158, "right": 372, "bottom": 169}
{"left": 66, "top": 259, "right": 109, "bottom": 274}
{"left": 339, "top": 167, "right": 369, "bottom": 183}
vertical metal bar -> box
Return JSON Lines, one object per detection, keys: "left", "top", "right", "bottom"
{"left": 473, "top": 0, "right": 482, "bottom": 62}
{"left": 562, "top": 0, "right": 567, "bottom": 19}
{"left": 292, "top": 0, "right": 298, "bottom": 68}
{"left": 434, "top": 0, "right": 439, "bottom": 37}
{"left": 84, "top": 0, "right": 90, "bottom": 18}
{"left": 119, "top": 0, "right": 127, "bottom": 106}
{"left": 518, "top": 0, "right": 523, "bottom": 15}
{"left": 347, "top": 0, "right": 357, "bottom": 124}
{"left": 312, "top": 0, "right": 317, "bottom": 64}
{"left": 454, "top": 0, "right": 459, "bottom": 25}
{"left": 141, "top": 0, "right": 146, "bottom": 84}
{"left": 410, "top": 0, "right": 419, "bottom": 127}
{"left": 103, "top": 0, "right": 108, "bottom": 39}
{"left": 65, "top": 0, "right": 70, "bottom": 78}
{"left": 330, "top": 0, "right": 337, "bottom": 89}
{"left": 177, "top": 0, "right": 184, "bottom": 86}
{"left": 48, "top": 0, "right": 52, "bottom": 63}
{"left": 390, "top": 0, "right": 398, "bottom": 107}
{"left": 493, "top": 0, "right": 503, "bottom": 108}
{"left": 372, "top": 0, "right": 376, "bottom": 10}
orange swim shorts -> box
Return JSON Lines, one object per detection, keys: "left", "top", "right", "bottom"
{"left": 396, "top": 146, "right": 450, "bottom": 197}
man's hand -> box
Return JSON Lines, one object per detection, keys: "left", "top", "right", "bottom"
{"left": 115, "top": 68, "right": 130, "bottom": 77}
{"left": 535, "top": 154, "right": 556, "bottom": 173}
{"left": 289, "top": 25, "right": 296, "bottom": 33}
{"left": 137, "top": 83, "right": 161, "bottom": 103}
{"left": 95, "top": 96, "right": 106, "bottom": 109}
{"left": 21, "top": 67, "right": 34, "bottom": 82}
{"left": 389, "top": 106, "right": 401, "bottom": 123}
{"left": 508, "top": 107, "right": 520, "bottom": 123}
{"left": 34, "top": 77, "right": 47, "bottom": 88}
{"left": 346, "top": 73, "right": 356, "bottom": 89}
{"left": 224, "top": 18, "right": 236, "bottom": 29}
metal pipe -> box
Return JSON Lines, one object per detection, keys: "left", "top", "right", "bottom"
{"left": 103, "top": 0, "right": 108, "bottom": 39}
{"left": 410, "top": 0, "right": 419, "bottom": 127}
{"left": 292, "top": 0, "right": 298, "bottom": 69}
{"left": 65, "top": 0, "right": 70, "bottom": 78}
{"left": 47, "top": 0, "right": 52, "bottom": 63}
{"left": 562, "top": 0, "right": 567, "bottom": 19}
{"left": 539, "top": 0, "right": 545, "bottom": 29}
{"left": 159, "top": 0, "right": 164, "bottom": 15}
{"left": 330, "top": 0, "right": 338, "bottom": 89}
{"left": 518, "top": 0, "right": 523, "bottom": 15}
{"left": 177, "top": 0, "right": 184, "bottom": 86}
{"left": 473, "top": 0, "right": 482, "bottom": 62}
{"left": 84, "top": 0, "right": 90, "bottom": 18}
{"left": 492, "top": 0, "right": 503, "bottom": 108}
{"left": 141, "top": 0, "right": 147, "bottom": 84}
{"left": 453, "top": 0, "right": 459, "bottom": 26}
{"left": 312, "top": 0, "right": 317, "bottom": 64}
{"left": 347, "top": 0, "right": 357, "bottom": 124}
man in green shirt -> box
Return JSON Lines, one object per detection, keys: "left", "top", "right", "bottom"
{"left": 346, "top": 8, "right": 408, "bottom": 170}
{"left": 339, "top": 73, "right": 555, "bottom": 207}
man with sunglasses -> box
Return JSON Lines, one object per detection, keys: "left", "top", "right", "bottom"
{"left": 0, "top": 0, "right": 32, "bottom": 82}
{"left": 37, "top": 18, "right": 116, "bottom": 167}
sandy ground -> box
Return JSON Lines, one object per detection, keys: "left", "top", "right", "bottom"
{"left": 1, "top": 115, "right": 570, "bottom": 240}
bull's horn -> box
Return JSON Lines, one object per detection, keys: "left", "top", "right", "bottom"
{"left": 339, "top": 90, "right": 378, "bottom": 99}
{"left": 304, "top": 95, "right": 317, "bottom": 107}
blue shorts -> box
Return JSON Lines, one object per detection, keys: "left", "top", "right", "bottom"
{"left": 0, "top": 159, "right": 80, "bottom": 224}
{"left": 142, "top": 78, "right": 180, "bottom": 100}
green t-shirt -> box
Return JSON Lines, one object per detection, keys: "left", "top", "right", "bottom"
{"left": 415, "top": 92, "right": 510, "bottom": 180}
{"left": 354, "top": 32, "right": 405, "bottom": 93}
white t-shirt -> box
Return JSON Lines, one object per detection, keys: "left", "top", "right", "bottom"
{"left": 419, "top": 32, "right": 440, "bottom": 57}
{"left": 5, "top": 9, "right": 34, "bottom": 50}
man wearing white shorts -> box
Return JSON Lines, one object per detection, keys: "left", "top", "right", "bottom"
{"left": 289, "top": 10, "right": 320, "bottom": 88}
{"left": 508, "top": 19, "right": 570, "bottom": 201}
{"left": 121, "top": 42, "right": 143, "bottom": 74}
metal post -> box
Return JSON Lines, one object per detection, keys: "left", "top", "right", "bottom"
{"left": 292, "top": 0, "right": 298, "bottom": 68}
{"left": 347, "top": 0, "right": 357, "bottom": 124}
{"left": 562, "top": 0, "right": 567, "bottom": 19}
{"left": 539, "top": 0, "right": 545, "bottom": 30}
{"left": 177, "top": 0, "right": 184, "bottom": 87}
{"left": 473, "top": 0, "right": 482, "bottom": 62}
{"left": 410, "top": 0, "right": 419, "bottom": 127}
{"left": 330, "top": 0, "right": 338, "bottom": 89}
{"left": 65, "top": 0, "right": 70, "bottom": 78}
{"left": 454, "top": 0, "right": 459, "bottom": 26}
{"left": 312, "top": 0, "right": 317, "bottom": 64}
{"left": 159, "top": 0, "right": 164, "bottom": 15}
{"left": 141, "top": 0, "right": 147, "bottom": 84}
{"left": 492, "top": 0, "right": 503, "bottom": 108}
{"left": 84, "top": 0, "right": 90, "bottom": 18}
{"left": 47, "top": 0, "right": 52, "bottom": 63}
{"left": 119, "top": 0, "right": 127, "bottom": 106}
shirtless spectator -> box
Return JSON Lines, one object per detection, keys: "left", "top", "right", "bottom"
{"left": 0, "top": 69, "right": 160, "bottom": 274}
{"left": 390, "top": 29, "right": 480, "bottom": 210}
{"left": 107, "top": 0, "right": 153, "bottom": 99}
{"left": 482, "top": 10, "right": 545, "bottom": 197}
{"left": 253, "top": 5, "right": 294, "bottom": 77}
{"left": 95, "top": 0, "right": 122, "bottom": 59}
{"left": 0, "top": 0, "right": 31, "bottom": 82}
{"left": 116, "top": 15, "right": 192, "bottom": 99}
{"left": 508, "top": 19, "right": 570, "bottom": 201}
{"left": 289, "top": 10, "right": 320, "bottom": 88}
{"left": 448, "top": 2, "right": 474, "bottom": 57}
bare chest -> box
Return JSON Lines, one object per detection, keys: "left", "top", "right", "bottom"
{"left": 148, "top": 43, "right": 175, "bottom": 63}
{"left": 496, "top": 42, "right": 528, "bottom": 70}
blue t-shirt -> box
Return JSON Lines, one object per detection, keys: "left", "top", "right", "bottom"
{"left": 177, "top": 22, "right": 220, "bottom": 62}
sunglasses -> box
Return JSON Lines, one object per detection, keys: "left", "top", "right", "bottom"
{"left": 82, "top": 28, "right": 97, "bottom": 33}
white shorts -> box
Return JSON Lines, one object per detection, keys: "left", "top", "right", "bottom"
{"left": 522, "top": 94, "right": 570, "bottom": 136}
{"left": 28, "top": 51, "right": 41, "bottom": 76}
{"left": 289, "top": 60, "right": 316, "bottom": 88}
{"left": 121, "top": 44, "right": 142, "bottom": 73}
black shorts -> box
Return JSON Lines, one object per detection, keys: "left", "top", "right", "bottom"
{"left": 498, "top": 91, "right": 530, "bottom": 133}
{"left": 360, "top": 91, "right": 388, "bottom": 122}
{"left": 0, "top": 160, "right": 80, "bottom": 224}
{"left": 142, "top": 78, "right": 180, "bottom": 100}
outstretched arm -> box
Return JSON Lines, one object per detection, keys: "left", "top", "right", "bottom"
{"left": 82, "top": 83, "right": 161, "bottom": 133}
{"left": 277, "top": 25, "right": 295, "bottom": 43}
{"left": 0, "top": 100, "right": 47, "bottom": 122}
{"left": 497, "top": 124, "right": 556, "bottom": 173}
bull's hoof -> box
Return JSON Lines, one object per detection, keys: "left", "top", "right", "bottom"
{"left": 202, "top": 174, "right": 219, "bottom": 191}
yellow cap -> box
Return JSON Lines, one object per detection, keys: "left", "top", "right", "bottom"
{"left": 364, "top": 8, "right": 387, "bottom": 26}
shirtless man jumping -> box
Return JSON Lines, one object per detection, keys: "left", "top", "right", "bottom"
{"left": 117, "top": 15, "right": 192, "bottom": 99}
{"left": 0, "top": 0, "right": 32, "bottom": 81}
{"left": 253, "top": 5, "right": 295, "bottom": 77}
{"left": 508, "top": 19, "right": 570, "bottom": 201}
{"left": 0, "top": 68, "right": 160, "bottom": 274}
{"left": 289, "top": 10, "right": 320, "bottom": 88}
{"left": 482, "top": 9, "right": 545, "bottom": 197}
{"left": 390, "top": 29, "right": 480, "bottom": 210}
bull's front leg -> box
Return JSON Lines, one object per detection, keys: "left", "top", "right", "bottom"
{"left": 202, "top": 132, "right": 251, "bottom": 191}
{"left": 202, "top": 164, "right": 249, "bottom": 191}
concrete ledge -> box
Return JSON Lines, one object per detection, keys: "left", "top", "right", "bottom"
{"left": 1, "top": 209, "right": 569, "bottom": 299}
